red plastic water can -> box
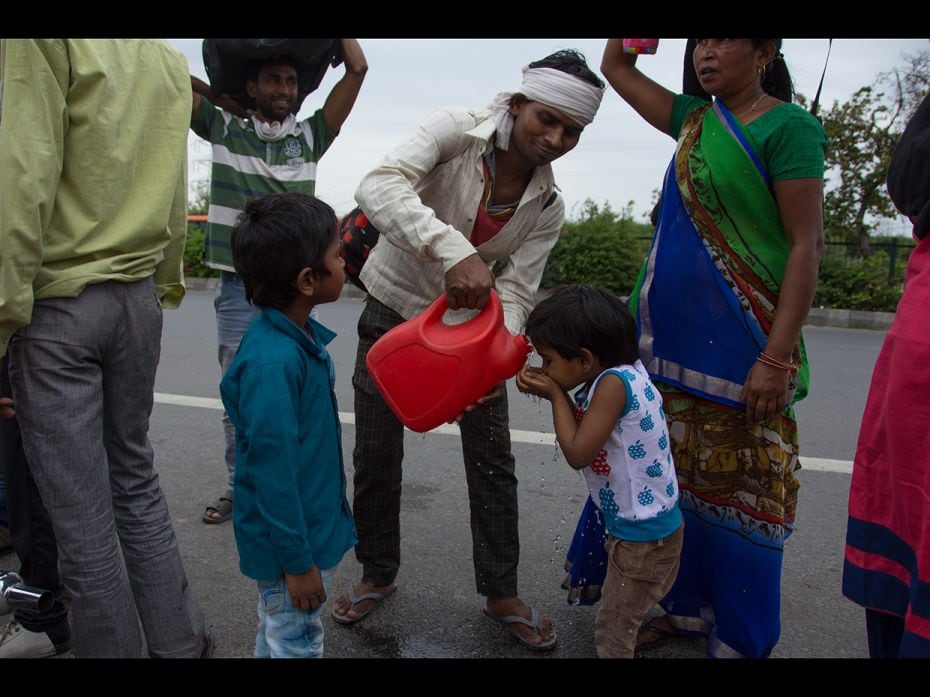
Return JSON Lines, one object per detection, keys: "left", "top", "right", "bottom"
{"left": 366, "top": 291, "right": 531, "bottom": 432}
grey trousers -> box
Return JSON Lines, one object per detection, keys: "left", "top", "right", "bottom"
{"left": 0, "top": 361, "right": 69, "bottom": 636}
{"left": 8, "top": 278, "right": 206, "bottom": 658}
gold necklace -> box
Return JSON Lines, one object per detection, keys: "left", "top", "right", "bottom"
{"left": 737, "top": 94, "right": 768, "bottom": 119}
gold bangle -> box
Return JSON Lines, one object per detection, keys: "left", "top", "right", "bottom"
{"left": 757, "top": 352, "right": 798, "bottom": 377}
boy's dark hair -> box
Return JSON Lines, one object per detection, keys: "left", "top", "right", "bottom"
{"left": 528, "top": 49, "right": 605, "bottom": 90}
{"left": 247, "top": 54, "right": 299, "bottom": 83}
{"left": 524, "top": 285, "right": 640, "bottom": 367}
{"left": 231, "top": 192, "right": 337, "bottom": 309}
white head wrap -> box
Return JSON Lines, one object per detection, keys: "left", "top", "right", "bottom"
{"left": 488, "top": 65, "right": 605, "bottom": 151}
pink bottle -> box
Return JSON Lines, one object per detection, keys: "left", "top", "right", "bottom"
{"left": 623, "top": 39, "right": 660, "bottom": 55}
{"left": 366, "top": 290, "right": 531, "bottom": 433}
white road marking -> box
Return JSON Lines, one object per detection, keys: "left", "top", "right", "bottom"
{"left": 153, "top": 392, "right": 854, "bottom": 473}
{"left": 797, "top": 457, "right": 853, "bottom": 474}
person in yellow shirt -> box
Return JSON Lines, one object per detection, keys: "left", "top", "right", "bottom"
{"left": 0, "top": 39, "right": 210, "bottom": 658}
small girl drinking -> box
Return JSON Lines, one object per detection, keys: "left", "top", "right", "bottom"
{"left": 516, "top": 284, "right": 683, "bottom": 658}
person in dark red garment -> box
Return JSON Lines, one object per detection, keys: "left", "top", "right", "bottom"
{"left": 842, "top": 90, "right": 930, "bottom": 658}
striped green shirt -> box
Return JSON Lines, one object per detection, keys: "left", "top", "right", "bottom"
{"left": 191, "top": 97, "right": 334, "bottom": 270}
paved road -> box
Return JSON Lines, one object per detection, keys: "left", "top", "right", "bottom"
{"left": 2, "top": 292, "right": 886, "bottom": 659}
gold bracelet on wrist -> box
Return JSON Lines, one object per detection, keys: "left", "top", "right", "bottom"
{"left": 757, "top": 351, "right": 799, "bottom": 377}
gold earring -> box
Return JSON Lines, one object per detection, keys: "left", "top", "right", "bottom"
{"left": 757, "top": 64, "right": 766, "bottom": 78}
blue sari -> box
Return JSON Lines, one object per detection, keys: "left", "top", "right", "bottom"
{"left": 626, "top": 100, "right": 808, "bottom": 658}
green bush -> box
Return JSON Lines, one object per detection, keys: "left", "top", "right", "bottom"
{"left": 541, "top": 204, "right": 909, "bottom": 312}
{"left": 541, "top": 199, "right": 651, "bottom": 296}
{"left": 184, "top": 224, "right": 219, "bottom": 279}
{"left": 814, "top": 250, "right": 903, "bottom": 312}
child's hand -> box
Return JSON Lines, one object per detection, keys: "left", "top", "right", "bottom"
{"left": 516, "top": 366, "right": 560, "bottom": 401}
{"left": 0, "top": 397, "right": 15, "bottom": 419}
{"left": 285, "top": 566, "right": 326, "bottom": 611}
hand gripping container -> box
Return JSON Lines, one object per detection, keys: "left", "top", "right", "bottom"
{"left": 366, "top": 291, "right": 531, "bottom": 432}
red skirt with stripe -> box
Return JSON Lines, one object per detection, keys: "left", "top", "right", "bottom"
{"left": 843, "top": 234, "right": 930, "bottom": 656}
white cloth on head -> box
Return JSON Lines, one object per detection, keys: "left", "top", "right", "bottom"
{"left": 488, "top": 91, "right": 517, "bottom": 151}
{"left": 488, "top": 65, "right": 605, "bottom": 151}
{"left": 251, "top": 113, "right": 298, "bottom": 142}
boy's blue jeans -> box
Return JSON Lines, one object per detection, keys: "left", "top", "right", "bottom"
{"left": 255, "top": 566, "right": 334, "bottom": 658}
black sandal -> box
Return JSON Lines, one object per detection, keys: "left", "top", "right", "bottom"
{"left": 202, "top": 492, "right": 233, "bottom": 524}
{"left": 635, "top": 616, "right": 686, "bottom": 654}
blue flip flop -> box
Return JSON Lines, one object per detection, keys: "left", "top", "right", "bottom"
{"left": 331, "top": 584, "right": 396, "bottom": 625}
{"left": 484, "top": 607, "right": 557, "bottom": 652}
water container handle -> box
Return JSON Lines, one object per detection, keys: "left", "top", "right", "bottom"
{"left": 420, "top": 289, "right": 503, "bottom": 328}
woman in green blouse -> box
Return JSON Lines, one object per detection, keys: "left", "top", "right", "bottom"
{"left": 599, "top": 38, "right": 826, "bottom": 658}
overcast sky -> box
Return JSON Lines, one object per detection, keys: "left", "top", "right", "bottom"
{"left": 170, "top": 38, "right": 927, "bottom": 232}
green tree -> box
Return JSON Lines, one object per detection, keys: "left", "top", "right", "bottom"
{"left": 183, "top": 179, "right": 218, "bottom": 278}
{"left": 820, "top": 51, "right": 930, "bottom": 254}
{"left": 541, "top": 199, "right": 651, "bottom": 296}
{"left": 813, "top": 249, "right": 904, "bottom": 312}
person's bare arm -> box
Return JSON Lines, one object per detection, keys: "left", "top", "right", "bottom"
{"left": 321, "top": 39, "right": 368, "bottom": 136}
{"left": 600, "top": 39, "right": 677, "bottom": 136}
{"left": 740, "top": 178, "right": 824, "bottom": 422}
{"left": 190, "top": 75, "right": 249, "bottom": 119}
{"left": 190, "top": 75, "right": 207, "bottom": 118}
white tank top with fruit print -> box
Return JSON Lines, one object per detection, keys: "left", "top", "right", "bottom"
{"left": 572, "top": 360, "right": 681, "bottom": 541}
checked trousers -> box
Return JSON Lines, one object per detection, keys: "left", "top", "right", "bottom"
{"left": 352, "top": 297, "right": 520, "bottom": 598}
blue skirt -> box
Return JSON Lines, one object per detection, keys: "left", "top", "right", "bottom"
{"left": 562, "top": 496, "right": 608, "bottom": 605}
{"left": 660, "top": 496, "right": 785, "bottom": 658}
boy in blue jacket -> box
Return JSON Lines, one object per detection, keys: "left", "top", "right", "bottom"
{"left": 220, "top": 192, "right": 356, "bottom": 658}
